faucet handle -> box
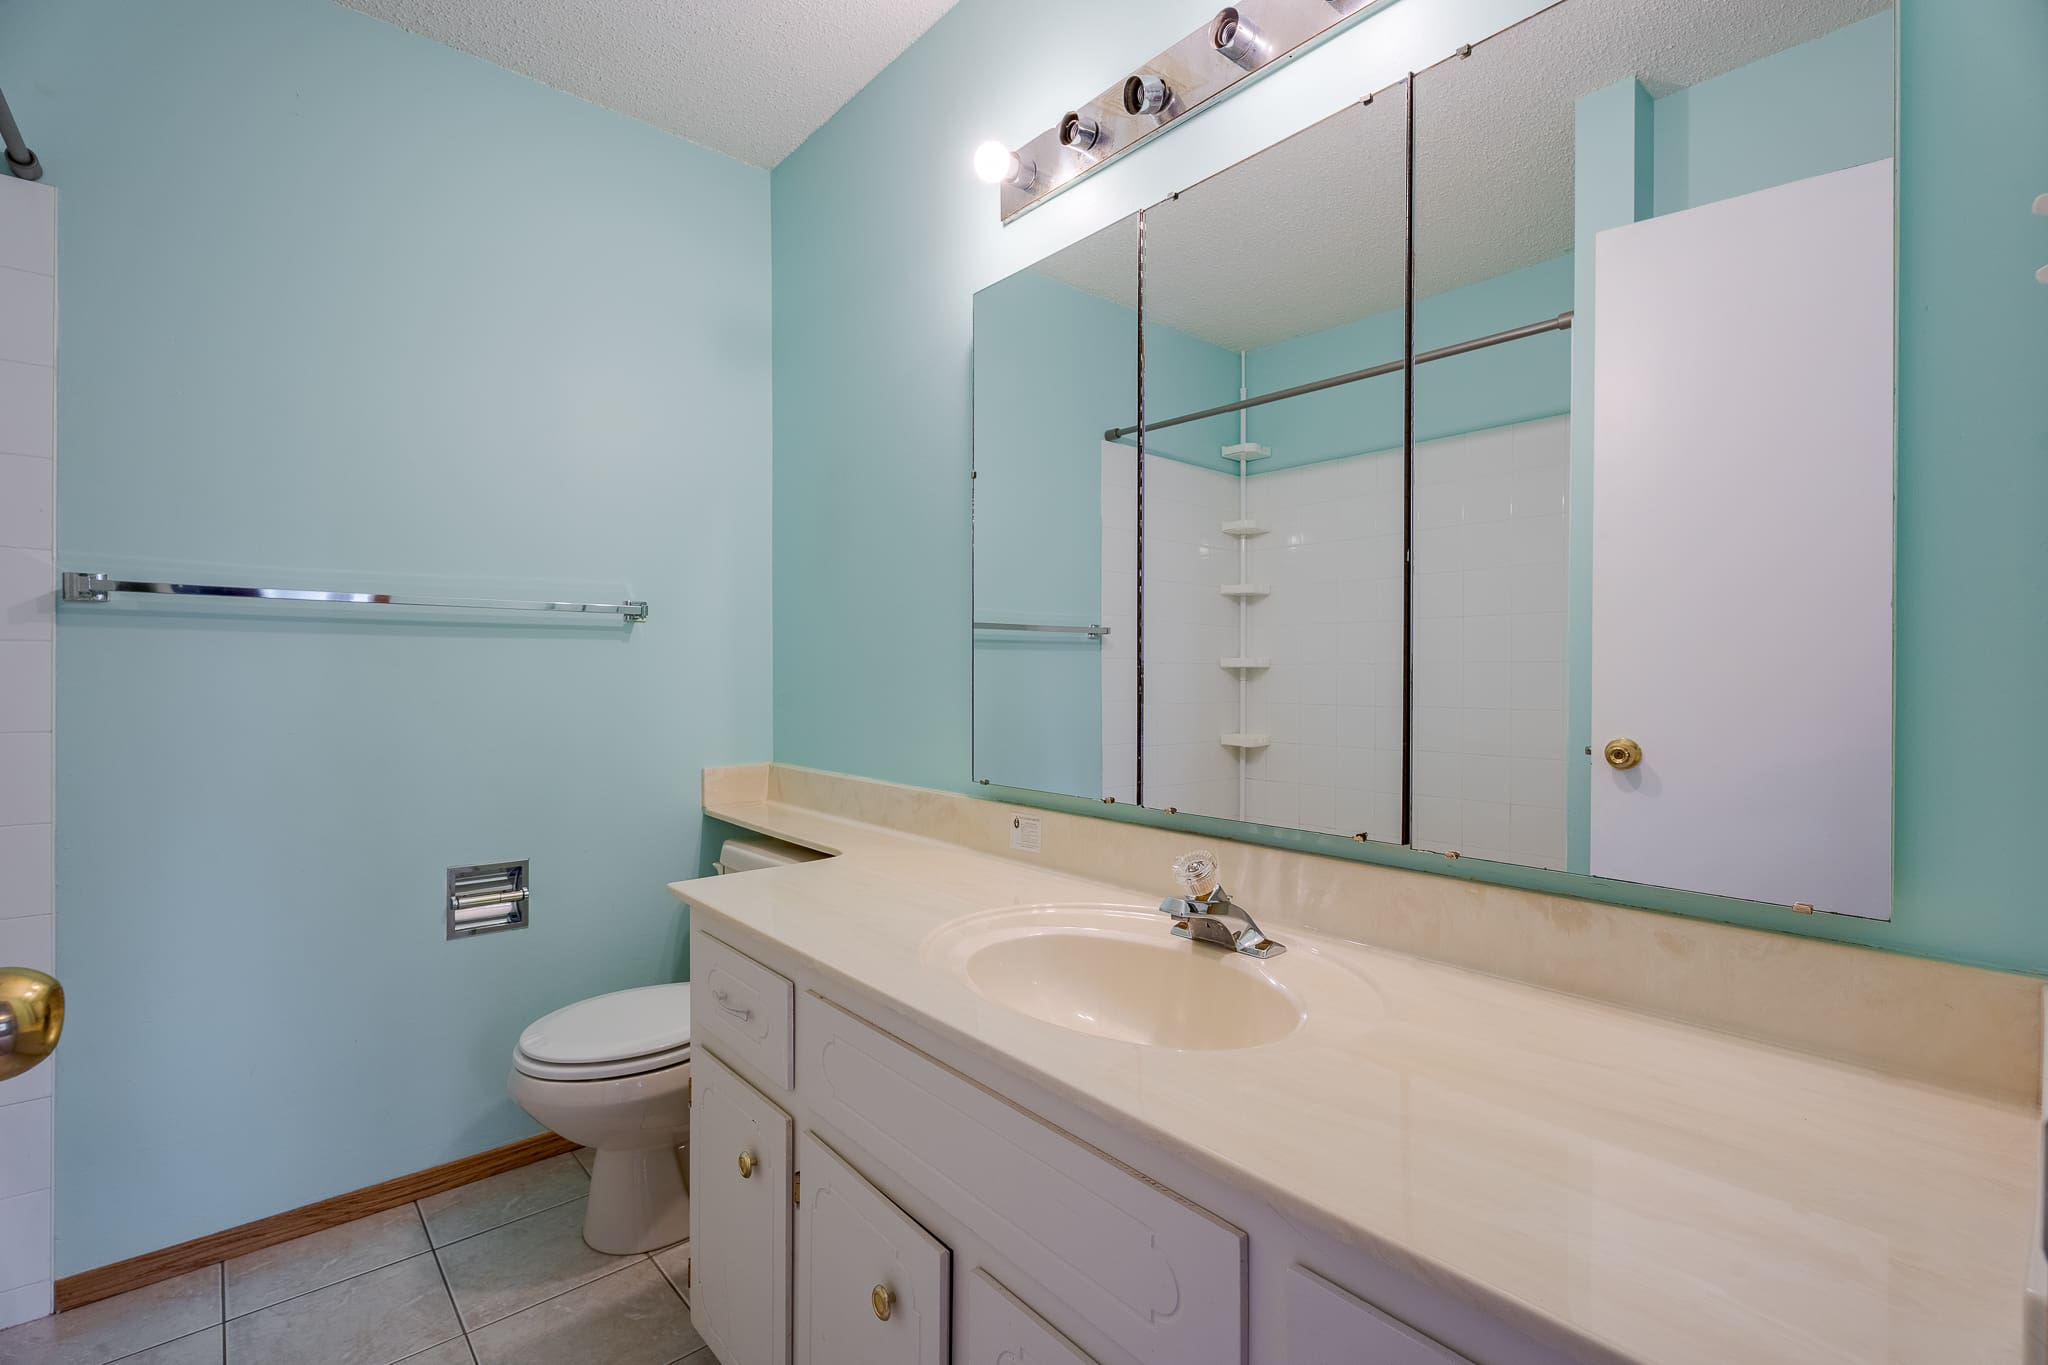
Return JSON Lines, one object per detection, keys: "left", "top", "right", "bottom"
{"left": 1171, "top": 849, "right": 1222, "bottom": 901}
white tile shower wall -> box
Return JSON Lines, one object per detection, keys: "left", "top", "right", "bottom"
{"left": 0, "top": 174, "right": 56, "bottom": 1329}
{"left": 1112, "top": 452, "right": 1241, "bottom": 818}
{"left": 1099, "top": 443, "right": 1138, "bottom": 802}
{"left": 1244, "top": 450, "right": 1406, "bottom": 841}
{"left": 1410, "top": 416, "right": 1571, "bottom": 869}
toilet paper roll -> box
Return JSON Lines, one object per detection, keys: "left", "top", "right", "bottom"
{"left": 453, "top": 899, "right": 523, "bottom": 928}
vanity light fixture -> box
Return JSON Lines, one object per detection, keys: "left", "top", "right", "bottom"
{"left": 973, "top": 140, "right": 1037, "bottom": 189}
{"left": 1059, "top": 111, "right": 1105, "bottom": 152}
{"left": 1122, "top": 72, "right": 1173, "bottom": 117}
{"left": 1211, "top": 8, "right": 1267, "bottom": 70}
{"left": 990, "top": 0, "right": 1392, "bottom": 222}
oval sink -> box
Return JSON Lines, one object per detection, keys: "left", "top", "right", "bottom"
{"left": 925, "top": 904, "right": 1307, "bottom": 1050}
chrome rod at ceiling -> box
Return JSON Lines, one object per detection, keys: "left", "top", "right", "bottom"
{"left": 61, "top": 573, "right": 649, "bottom": 623}
{"left": 1106, "top": 310, "right": 1574, "bottom": 442}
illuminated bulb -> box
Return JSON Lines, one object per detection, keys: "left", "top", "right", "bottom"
{"left": 972, "top": 141, "right": 1011, "bottom": 184}
{"left": 973, "top": 141, "right": 1035, "bottom": 189}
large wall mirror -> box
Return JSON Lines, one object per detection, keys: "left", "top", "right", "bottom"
{"left": 971, "top": 216, "right": 1139, "bottom": 799}
{"left": 972, "top": 0, "right": 1897, "bottom": 921}
{"left": 1412, "top": 0, "right": 1896, "bottom": 914}
{"left": 1138, "top": 86, "right": 1410, "bottom": 842}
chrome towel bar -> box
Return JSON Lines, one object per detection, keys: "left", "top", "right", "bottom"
{"left": 61, "top": 572, "right": 649, "bottom": 623}
{"left": 973, "top": 621, "right": 1111, "bottom": 640}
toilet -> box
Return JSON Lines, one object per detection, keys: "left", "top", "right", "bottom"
{"left": 508, "top": 982, "right": 694, "bottom": 1254}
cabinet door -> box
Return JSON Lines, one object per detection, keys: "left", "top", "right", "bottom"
{"left": 960, "top": 1268, "right": 1098, "bottom": 1365}
{"left": 797, "top": 1131, "right": 949, "bottom": 1365}
{"left": 691, "top": 1048, "right": 794, "bottom": 1365}
{"left": 1283, "top": 1265, "right": 1472, "bottom": 1365}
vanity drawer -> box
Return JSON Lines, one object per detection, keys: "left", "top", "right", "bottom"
{"left": 1283, "top": 1265, "right": 1473, "bottom": 1365}
{"left": 798, "top": 991, "right": 1246, "bottom": 1365}
{"left": 695, "top": 931, "right": 796, "bottom": 1090}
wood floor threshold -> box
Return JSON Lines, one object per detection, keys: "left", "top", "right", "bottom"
{"left": 53, "top": 1132, "right": 576, "bottom": 1313}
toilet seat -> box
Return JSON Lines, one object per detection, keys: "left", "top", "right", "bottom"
{"left": 512, "top": 983, "right": 692, "bottom": 1082}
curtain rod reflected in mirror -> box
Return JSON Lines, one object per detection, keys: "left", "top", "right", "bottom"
{"left": 1109, "top": 311, "right": 1574, "bottom": 440}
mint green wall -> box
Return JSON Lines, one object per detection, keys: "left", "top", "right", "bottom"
{"left": 3, "top": 0, "right": 772, "bottom": 1273}
{"left": 1652, "top": 13, "right": 1895, "bottom": 216}
{"left": 776, "top": 0, "right": 2048, "bottom": 975}
{"left": 972, "top": 267, "right": 1132, "bottom": 793}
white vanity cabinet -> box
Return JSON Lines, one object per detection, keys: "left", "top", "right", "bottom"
{"left": 688, "top": 925, "right": 1518, "bottom": 1365}
{"left": 689, "top": 1046, "right": 794, "bottom": 1365}
{"left": 796, "top": 1131, "right": 951, "bottom": 1363}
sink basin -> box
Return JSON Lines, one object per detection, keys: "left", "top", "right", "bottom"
{"left": 924, "top": 904, "right": 1307, "bottom": 1050}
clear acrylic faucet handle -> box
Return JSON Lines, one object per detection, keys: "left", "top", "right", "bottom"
{"left": 1172, "top": 849, "right": 1220, "bottom": 900}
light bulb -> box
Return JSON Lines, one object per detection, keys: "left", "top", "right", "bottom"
{"left": 973, "top": 141, "right": 1015, "bottom": 185}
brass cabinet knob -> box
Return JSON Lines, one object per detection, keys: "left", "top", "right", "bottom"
{"left": 871, "top": 1284, "right": 894, "bottom": 1322}
{"left": 0, "top": 968, "right": 62, "bottom": 1083}
{"left": 1603, "top": 738, "right": 1643, "bottom": 770}
{"left": 736, "top": 1151, "right": 756, "bottom": 1180}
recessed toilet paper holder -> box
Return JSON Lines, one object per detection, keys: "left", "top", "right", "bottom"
{"left": 448, "top": 860, "right": 530, "bottom": 939}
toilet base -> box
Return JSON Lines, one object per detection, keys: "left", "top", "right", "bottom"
{"left": 585, "top": 1142, "right": 690, "bottom": 1254}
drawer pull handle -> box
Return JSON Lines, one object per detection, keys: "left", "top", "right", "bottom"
{"left": 711, "top": 987, "right": 752, "bottom": 1021}
{"left": 737, "top": 1151, "right": 756, "bottom": 1179}
{"left": 871, "top": 1284, "right": 894, "bottom": 1322}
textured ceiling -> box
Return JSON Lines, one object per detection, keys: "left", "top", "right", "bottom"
{"left": 336, "top": 0, "right": 964, "bottom": 167}
{"left": 1036, "top": 0, "right": 1889, "bottom": 352}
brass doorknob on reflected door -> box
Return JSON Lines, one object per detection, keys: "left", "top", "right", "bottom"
{"left": 0, "top": 968, "right": 62, "bottom": 1082}
{"left": 871, "top": 1284, "right": 894, "bottom": 1322}
{"left": 1604, "top": 738, "right": 1643, "bottom": 770}
{"left": 736, "top": 1151, "right": 756, "bottom": 1179}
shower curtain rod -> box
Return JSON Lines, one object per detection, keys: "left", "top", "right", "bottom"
{"left": 1105, "top": 310, "right": 1574, "bottom": 442}
{"left": 0, "top": 87, "right": 41, "bottom": 181}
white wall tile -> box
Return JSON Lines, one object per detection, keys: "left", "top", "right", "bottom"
{"left": 0, "top": 1189, "right": 51, "bottom": 1292}
{"left": 0, "top": 1098, "right": 53, "bottom": 1202}
{"left": 0, "top": 824, "right": 52, "bottom": 920}
{"left": 0, "top": 734, "right": 53, "bottom": 826}
{"left": 0, "top": 364, "right": 54, "bottom": 461}
{"left": 0, "top": 269, "right": 55, "bottom": 368}
{"left": 0, "top": 181, "right": 55, "bottom": 276}
{"left": 0, "top": 548, "right": 53, "bottom": 641}
{"left": 0, "top": 913, "right": 52, "bottom": 975}
{"left": 0, "top": 455, "right": 51, "bottom": 550}
{"left": 0, "top": 644, "right": 52, "bottom": 734}
{"left": 0, "top": 1280, "right": 52, "bottom": 1331}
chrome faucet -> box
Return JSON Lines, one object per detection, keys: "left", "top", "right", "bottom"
{"left": 1158, "top": 850, "right": 1284, "bottom": 959}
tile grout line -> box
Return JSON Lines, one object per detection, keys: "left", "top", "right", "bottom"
{"left": 460, "top": 1251, "right": 652, "bottom": 1336}
{"left": 422, "top": 1206, "right": 469, "bottom": 1365}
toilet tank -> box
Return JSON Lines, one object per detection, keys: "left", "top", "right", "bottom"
{"left": 714, "top": 836, "right": 829, "bottom": 875}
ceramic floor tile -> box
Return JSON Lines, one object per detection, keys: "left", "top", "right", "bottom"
{"left": 416, "top": 1156, "right": 587, "bottom": 1248}
{"left": 649, "top": 1241, "right": 690, "bottom": 1304}
{"left": 434, "top": 1198, "right": 638, "bottom": 1330}
{"left": 111, "top": 1326, "right": 222, "bottom": 1363}
{"left": 394, "top": 1340, "right": 473, "bottom": 1365}
{"left": 225, "top": 1206, "right": 429, "bottom": 1318}
{"left": 222, "top": 1253, "right": 457, "bottom": 1365}
{"left": 0, "top": 1265, "right": 221, "bottom": 1365}
{"left": 467, "top": 1261, "right": 701, "bottom": 1365}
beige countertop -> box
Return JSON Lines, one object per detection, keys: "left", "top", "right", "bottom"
{"left": 673, "top": 786, "right": 2040, "bottom": 1365}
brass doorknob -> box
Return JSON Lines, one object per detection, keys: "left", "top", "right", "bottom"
{"left": 1604, "top": 738, "right": 1643, "bottom": 770}
{"left": 736, "top": 1151, "right": 756, "bottom": 1179}
{"left": 0, "top": 968, "right": 62, "bottom": 1082}
{"left": 871, "top": 1284, "right": 894, "bottom": 1322}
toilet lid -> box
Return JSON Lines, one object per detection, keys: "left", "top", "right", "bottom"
{"left": 518, "top": 983, "right": 692, "bottom": 1067}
